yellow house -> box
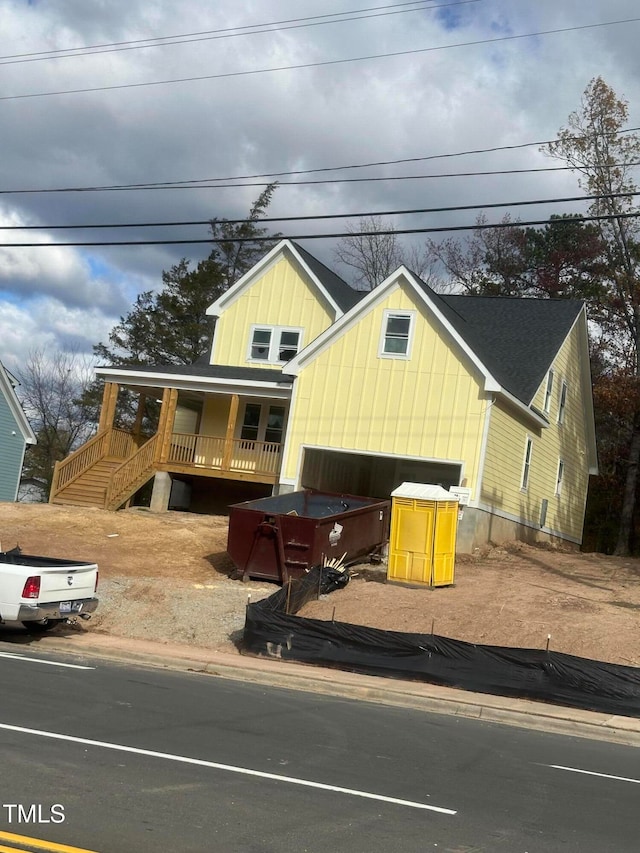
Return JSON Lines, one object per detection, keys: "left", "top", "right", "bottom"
{"left": 50, "top": 240, "right": 597, "bottom": 552}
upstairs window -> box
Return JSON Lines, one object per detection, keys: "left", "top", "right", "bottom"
{"left": 543, "top": 370, "right": 554, "bottom": 414}
{"left": 380, "top": 311, "right": 414, "bottom": 358}
{"left": 249, "top": 326, "right": 302, "bottom": 364}
{"left": 557, "top": 380, "right": 568, "bottom": 425}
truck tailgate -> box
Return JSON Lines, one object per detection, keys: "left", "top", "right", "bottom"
{"left": 37, "top": 563, "right": 98, "bottom": 602}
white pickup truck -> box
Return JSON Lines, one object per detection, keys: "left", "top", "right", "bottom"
{"left": 0, "top": 546, "right": 99, "bottom": 632}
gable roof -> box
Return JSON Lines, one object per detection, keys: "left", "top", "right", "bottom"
{"left": 0, "top": 361, "right": 36, "bottom": 444}
{"left": 289, "top": 242, "right": 364, "bottom": 312}
{"left": 206, "top": 239, "right": 362, "bottom": 319}
{"left": 287, "top": 266, "right": 586, "bottom": 425}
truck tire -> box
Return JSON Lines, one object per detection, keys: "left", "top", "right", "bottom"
{"left": 22, "top": 619, "right": 63, "bottom": 633}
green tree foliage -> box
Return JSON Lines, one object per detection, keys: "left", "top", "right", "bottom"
{"left": 85, "top": 186, "right": 281, "bottom": 428}
{"left": 429, "top": 214, "right": 607, "bottom": 299}
{"left": 96, "top": 185, "right": 281, "bottom": 368}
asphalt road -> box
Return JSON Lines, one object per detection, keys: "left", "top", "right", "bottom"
{"left": 0, "top": 645, "right": 638, "bottom": 853}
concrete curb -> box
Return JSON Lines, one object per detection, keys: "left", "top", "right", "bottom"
{"left": 30, "top": 632, "right": 640, "bottom": 748}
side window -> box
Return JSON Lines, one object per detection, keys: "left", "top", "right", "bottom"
{"left": 251, "top": 329, "right": 272, "bottom": 361}
{"left": 555, "top": 459, "right": 565, "bottom": 496}
{"left": 557, "top": 380, "right": 568, "bottom": 425}
{"left": 521, "top": 436, "right": 533, "bottom": 491}
{"left": 380, "top": 311, "right": 414, "bottom": 358}
{"left": 543, "top": 370, "right": 554, "bottom": 414}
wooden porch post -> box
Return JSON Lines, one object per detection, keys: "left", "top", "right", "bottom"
{"left": 157, "top": 388, "right": 179, "bottom": 464}
{"left": 132, "top": 393, "right": 146, "bottom": 442}
{"left": 221, "top": 394, "right": 240, "bottom": 471}
{"left": 97, "top": 382, "right": 119, "bottom": 432}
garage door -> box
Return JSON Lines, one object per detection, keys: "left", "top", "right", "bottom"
{"left": 301, "top": 448, "right": 461, "bottom": 499}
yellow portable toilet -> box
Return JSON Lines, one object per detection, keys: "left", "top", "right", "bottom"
{"left": 387, "top": 483, "right": 459, "bottom": 588}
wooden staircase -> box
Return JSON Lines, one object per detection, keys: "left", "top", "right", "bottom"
{"left": 50, "top": 428, "right": 158, "bottom": 511}
{"left": 51, "top": 458, "right": 122, "bottom": 508}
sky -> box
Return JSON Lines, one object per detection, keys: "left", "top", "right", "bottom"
{"left": 1, "top": 0, "right": 640, "bottom": 372}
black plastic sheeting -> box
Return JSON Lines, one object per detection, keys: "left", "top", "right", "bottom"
{"left": 242, "top": 566, "right": 640, "bottom": 718}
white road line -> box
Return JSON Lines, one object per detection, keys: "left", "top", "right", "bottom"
{"left": 0, "top": 651, "right": 94, "bottom": 670}
{"left": 0, "top": 722, "right": 456, "bottom": 815}
{"left": 548, "top": 764, "right": 640, "bottom": 785}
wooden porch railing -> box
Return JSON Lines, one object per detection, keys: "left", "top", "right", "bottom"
{"left": 167, "top": 433, "right": 281, "bottom": 477}
{"left": 106, "top": 434, "right": 159, "bottom": 510}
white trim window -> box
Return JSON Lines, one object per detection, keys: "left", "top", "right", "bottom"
{"left": 248, "top": 325, "right": 302, "bottom": 364}
{"left": 379, "top": 310, "right": 415, "bottom": 358}
{"left": 521, "top": 436, "right": 533, "bottom": 491}
{"left": 543, "top": 369, "right": 554, "bottom": 414}
{"left": 557, "top": 380, "right": 568, "bottom": 425}
{"left": 555, "top": 459, "right": 565, "bottom": 496}
{"left": 239, "top": 402, "right": 286, "bottom": 447}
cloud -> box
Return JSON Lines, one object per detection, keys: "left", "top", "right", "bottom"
{"left": 1, "top": 0, "right": 639, "bottom": 362}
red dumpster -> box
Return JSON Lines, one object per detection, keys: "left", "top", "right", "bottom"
{"left": 227, "top": 489, "right": 390, "bottom": 583}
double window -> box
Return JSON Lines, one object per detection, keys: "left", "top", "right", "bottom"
{"left": 249, "top": 326, "right": 302, "bottom": 364}
{"left": 239, "top": 403, "right": 286, "bottom": 447}
{"left": 379, "top": 311, "right": 415, "bottom": 358}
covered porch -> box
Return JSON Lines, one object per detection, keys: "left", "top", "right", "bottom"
{"left": 50, "top": 364, "right": 294, "bottom": 511}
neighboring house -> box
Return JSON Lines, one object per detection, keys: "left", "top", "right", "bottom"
{"left": 49, "top": 240, "right": 597, "bottom": 552}
{"left": 0, "top": 361, "right": 36, "bottom": 502}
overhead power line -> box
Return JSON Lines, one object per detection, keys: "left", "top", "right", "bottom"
{"left": 2, "top": 129, "right": 639, "bottom": 196}
{"left": 0, "top": 1, "right": 472, "bottom": 65}
{"left": 2, "top": 16, "right": 638, "bottom": 101}
{"left": 1, "top": 191, "right": 637, "bottom": 231}
{"left": 3, "top": 161, "right": 640, "bottom": 196}
{"left": 3, "top": 212, "right": 638, "bottom": 248}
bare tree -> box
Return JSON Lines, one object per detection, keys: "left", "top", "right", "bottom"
{"left": 16, "top": 349, "right": 97, "bottom": 497}
{"left": 334, "top": 216, "right": 403, "bottom": 289}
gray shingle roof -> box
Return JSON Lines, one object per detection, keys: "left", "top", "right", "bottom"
{"left": 291, "top": 241, "right": 364, "bottom": 312}
{"left": 415, "top": 280, "right": 583, "bottom": 404}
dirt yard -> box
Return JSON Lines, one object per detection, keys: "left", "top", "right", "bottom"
{"left": 1, "top": 502, "right": 640, "bottom": 667}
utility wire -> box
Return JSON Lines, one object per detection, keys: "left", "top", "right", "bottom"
{"left": 1, "top": 191, "right": 637, "bottom": 231}
{"left": 2, "top": 16, "right": 637, "bottom": 102}
{"left": 3, "top": 128, "right": 639, "bottom": 195}
{"left": 4, "top": 212, "right": 638, "bottom": 247}
{"left": 3, "top": 161, "right": 640, "bottom": 196}
{"left": 0, "top": 2, "right": 441, "bottom": 62}
{"left": 0, "top": 1, "right": 471, "bottom": 65}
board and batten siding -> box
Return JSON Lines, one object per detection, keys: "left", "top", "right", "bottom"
{"left": 0, "top": 390, "right": 26, "bottom": 502}
{"left": 211, "top": 256, "right": 334, "bottom": 368}
{"left": 481, "top": 319, "right": 591, "bottom": 543}
{"left": 283, "top": 281, "right": 490, "bottom": 488}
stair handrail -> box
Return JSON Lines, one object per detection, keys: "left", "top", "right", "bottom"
{"left": 106, "top": 434, "right": 159, "bottom": 510}
{"left": 49, "top": 429, "right": 110, "bottom": 502}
